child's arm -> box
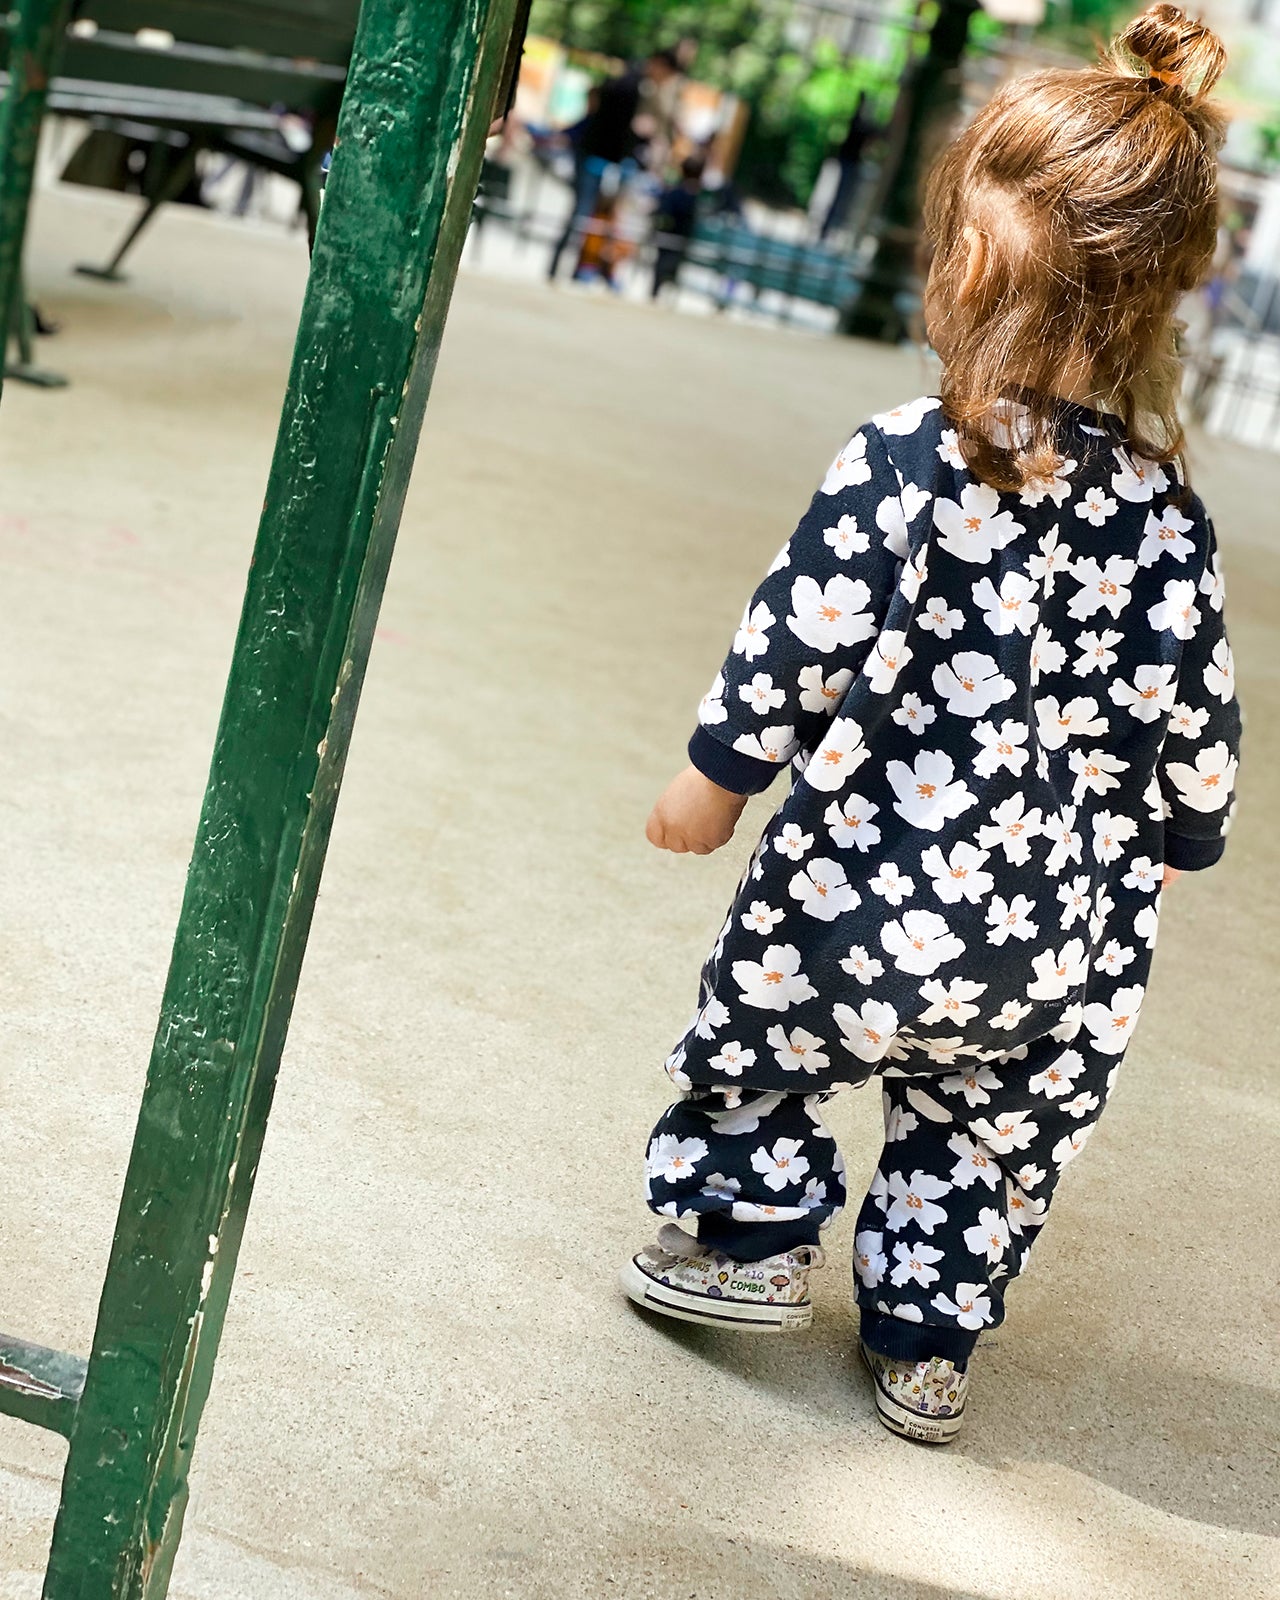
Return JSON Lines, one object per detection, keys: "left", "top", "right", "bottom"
{"left": 648, "top": 422, "right": 911, "bottom": 854}
{"left": 1156, "top": 522, "right": 1242, "bottom": 879}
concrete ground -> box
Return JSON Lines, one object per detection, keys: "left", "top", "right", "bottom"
{"left": 1, "top": 184, "right": 1277, "bottom": 1600}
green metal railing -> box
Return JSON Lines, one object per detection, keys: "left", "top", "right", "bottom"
{"left": 0, "top": 0, "right": 521, "bottom": 1591}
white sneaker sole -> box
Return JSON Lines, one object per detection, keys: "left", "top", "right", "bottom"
{"left": 619, "top": 1256, "right": 812, "bottom": 1333}
{"left": 859, "top": 1343, "right": 965, "bottom": 1446}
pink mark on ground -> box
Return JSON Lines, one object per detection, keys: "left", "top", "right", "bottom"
{"left": 0, "top": 515, "right": 29, "bottom": 537}
{"left": 375, "top": 626, "right": 408, "bottom": 645}
{"left": 108, "top": 526, "right": 141, "bottom": 546}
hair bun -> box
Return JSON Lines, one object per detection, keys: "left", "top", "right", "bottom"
{"left": 1111, "top": 3, "right": 1226, "bottom": 98}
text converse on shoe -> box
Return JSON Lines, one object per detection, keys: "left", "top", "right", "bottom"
{"left": 859, "top": 1341, "right": 968, "bottom": 1445}
{"left": 620, "top": 1223, "right": 824, "bottom": 1333}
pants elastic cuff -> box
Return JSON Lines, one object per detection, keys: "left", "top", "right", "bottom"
{"left": 859, "top": 1307, "right": 979, "bottom": 1369}
{"left": 697, "top": 1214, "right": 822, "bottom": 1263}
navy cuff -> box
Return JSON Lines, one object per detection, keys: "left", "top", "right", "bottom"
{"left": 687, "top": 725, "right": 781, "bottom": 796}
{"left": 1164, "top": 831, "right": 1226, "bottom": 872}
{"left": 858, "top": 1307, "right": 978, "bottom": 1369}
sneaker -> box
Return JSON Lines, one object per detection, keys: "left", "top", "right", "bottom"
{"left": 859, "top": 1341, "right": 969, "bottom": 1445}
{"left": 620, "top": 1224, "right": 823, "bottom": 1333}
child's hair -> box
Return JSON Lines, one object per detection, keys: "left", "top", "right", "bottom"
{"left": 922, "top": 3, "right": 1227, "bottom": 491}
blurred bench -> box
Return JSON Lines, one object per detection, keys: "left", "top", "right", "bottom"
{"left": 0, "top": 0, "right": 360, "bottom": 282}
{"left": 685, "top": 216, "right": 861, "bottom": 313}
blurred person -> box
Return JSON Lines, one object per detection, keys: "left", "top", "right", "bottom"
{"left": 650, "top": 155, "right": 705, "bottom": 299}
{"left": 548, "top": 50, "right": 680, "bottom": 281}
{"left": 622, "top": 5, "right": 1242, "bottom": 1447}
{"left": 820, "top": 93, "right": 877, "bottom": 241}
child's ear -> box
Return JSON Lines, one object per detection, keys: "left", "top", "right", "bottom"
{"left": 959, "top": 226, "right": 987, "bottom": 302}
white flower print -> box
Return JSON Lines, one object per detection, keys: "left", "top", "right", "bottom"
{"left": 832, "top": 999, "right": 900, "bottom": 1063}
{"left": 932, "top": 1284, "right": 994, "bottom": 1329}
{"left": 1091, "top": 810, "right": 1138, "bottom": 864}
{"left": 963, "top": 1207, "right": 1011, "bottom": 1263}
{"left": 766, "top": 542, "right": 792, "bottom": 575}
{"left": 698, "top": 671, "right": 727, "bottom": 725}
{"left": 647, "top": 1134, "right": 708, "bottom": 1184}
{"left": 947, "top": 1132, "right": 1001, "bottom": 1191}
{"left": 1020, "top": 457, "right": 1076, "bottom": 508}
{"left": 1027, "top": 526, "right": 1073, "bottom": 595}
{"left": 739, "top": 672, "right": 786, "bottom": 716}
{"left": 1081, "top": 983, "right": 1144, "bottom": 1055}
{"left": 890, "top": 1239, "right": 945, "bottom": 1288}
{"left": 1134, "top": 902, "right": 1160, "bottom": 949}
{"left": 1035, "top": 694, "right": 1109, "bottom": 751}
{"left": 708, "top": 1041, "right": 757, "bottom": 1077}
{"left": 875, "top": 483, "right": 932, "bottom": 558}
{"left": 887, "top": 749, "right": 978, "bottom": 831}
{"left": 803, "top": 717, "right": 871, "bottom": 793}
{"left": 1027, "top": 939, "right": 1089, "bottom": 1000}
{"left": 918, "top": 976, "right": 988, "bottom": 1026}
{"left": 1072, "top": 628, "right": 1123, "bottom": 676}
{"left": 750, "top": 1137, "right": 812, "bottom": 1191}
{"left": 1094, "top": 940, "right": 1136, "bottom": 977}
{"left": 900, "top": 548, "right": 928, "bottom": 604}
{"left": 1111, "top": 446, "right": 1169, "bottom": 503}
{"left": 936, "top": 428, "right": 965, "bottom": 467}
{"left": 1163, "top": 741, "right": 1237, "bottom": 813}
{"left": 932, "top": 651, "right": 1016, "bottom": 718}
{"left": 1052, "top": 1121, "right": 1098, "bottom": 1169}
{"left": 840, "top": 945, "right": 884, "bottom": 984}
{"left": 732, "top": 945, "right": 819, "bottom": 1011}
{"left": 910, "top": 1036, "right": 984, "bottom": 1067}
{"left": 1122, "top": 856, "right": 1162, "bottom": 893}
{"left": 921, "top": 841, "right": 994, "bottom": 905}
{"left": 881, "top": 909, "right": 966, "bottom": 974}
{"left": 1068, "top": 554, "right": 1136, "bottom": 621}
{"left": 773, "top": 823, "right": 814, "bottom": 860}
{"left": 973, "top": 571, "right": 1040, "bottom": 637}
{"left": 990, "top": 997, "right": 1033, "bottom": 1030}
{"left": 1057, "top": 874, "right": 1092, "bottom": 930}
{"left": 869, "top": 862, "right": 915, "bottom": 905}
{"left": 823, "top": 512, "right": 869, "bottom": 558}
{"left": 821, "top": 430, "right": 871, "bottom": 494}
{"left": 917, "top": 595, "right": 965, "bottom": 639}
{"left": 1200, "top": 552, "right": 1225, "bottom": 612}
{"left": 1075, "top": 485, "right": 1118, "bottom": 525}
{"left": 972, "top": 719, "right": 1030, "bottom": 779}
{"left": 977, "top": 793, "right": 1044, "bottom": 866}
{"left": 1014, "top": 1163, "right": 1046, "bottom": 1191}
{"left": 1147, "top": 578, "right": 1200, "bottom": 640}
{"left": 765, "top": 1025, "right": 830, "bottom": 1076}
{"left": 796, "top": 663, "right": 854, "bottom": 718}
{"left": 985, "top": 896, "right": 1039, "bottom": 947}
{"left": 699, "top": 1172, "right": 741, "bottom": 1201}
{"left": 874, "top": 395, "right": 941, "bottom": 435}
{"left": 1204, "top": 638, "right": 1235, "bottom": 702}
{"left": 1089, "top": 884, "right": 1115, "bottom": 944}
{"left": 1043, "top": 805, "right": 1084, "bottom": 876}
{"left": 825, "top": 794, "right": 881, "bottom": 853}
{"left": 1068, "top": 746, "right": 1128, "bottom": 803}
{"left": 1109, "top": 662, "right": 1177, "bottom": 723}
{"left": 787, "top": 574, "right": 876, "bottom": 652}
{"left": 970, "top": 1109, "right": 1039, "bottom": 1153}
{"left": 1028, "top": 1048, "right": 1083, "bottom": 1098}
{"left": 938, "top": 1063, "right": 1003, "bottom": 1107}
{"left": 884, "top": 1102, "right": 918, "bottom": 1142}
{"left": 1137, "top": 505, "right": 1195, "bottom": 567}
{"left": 885, "top": 1169, "right": 951, "bottom": 1234}
{"left": 1063, "top": 1090, "right": 1101, "bottom": 1120}
{"left": 731, "top": 725, "right": 796, "bottom": 765}
{"left": 1030, "top": 625, "right": 1068, "bottom": 682}
{"left": 933, "top": 482, "right": 1025, "bottom": 564}
{"left": 707, "top": 1092, "right": 785, "bottom": 1137}
{"left": 854, "top": 1229, "right": 887, "bottom": 1287}
{"left": 892, "top": 692, "right": 937, "bottom": 737}
{"left": 742, "top": 900, "right": 786, "bottom": 935}
{"left": 799, "top": 1178, "right": 828, "bottom": 1212}
{"left": 1168, "top": 701, "right": 1209, "bottom": 740}
{"left": 789, "top": 858, "right": 860, "bottom": 921}
{"left": 733, "top": 600, "right": 775, "bottom": 661}
{"left": 863, "top": 629, "right": 913, "bottom": 694}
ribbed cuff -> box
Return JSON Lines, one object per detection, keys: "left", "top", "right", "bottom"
{"left": 687, "top": 725, "right": 781, "bottom": 796}
{"left": 859, "top": 1307, "right": 979, "bottom": 1369}
{"left": 1164, "top": 831, "right": 1226, "bottom": 872}
{"left": 697, "top": 1213, "right": 822, "bottom": 1262}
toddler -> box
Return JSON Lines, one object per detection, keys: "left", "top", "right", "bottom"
{"left": 621, "top": 3, "right": 1243, "bottom": 1446}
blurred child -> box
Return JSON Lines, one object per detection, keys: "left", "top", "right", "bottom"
{"left": 622, "top": 4, "right": 1242, "bottom": 1446}
{"left": 651, "top": 155, "right": 705, "bottom": 300}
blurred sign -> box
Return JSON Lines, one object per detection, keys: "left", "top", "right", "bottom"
{"left": 979, "top": 0, "right": 1046, "bottom": 22}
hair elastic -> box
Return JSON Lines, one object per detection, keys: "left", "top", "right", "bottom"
{"left": 1146, "top": 68, "right": 1183, "bottom": 86}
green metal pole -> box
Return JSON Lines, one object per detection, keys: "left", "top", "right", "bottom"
{"left": 40, "top": 0, "right": 519, "bottom": 1593}
{"left": 0, "top": 0, "right": 73, "bottom": 397}
{"left": 841, "top": 0, "right": 978, "bottom": 343}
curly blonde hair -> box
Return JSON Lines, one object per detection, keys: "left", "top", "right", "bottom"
{"left": 922, "top": 3, "right": 1227, "bottom": 491}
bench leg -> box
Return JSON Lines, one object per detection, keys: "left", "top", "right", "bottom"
{"left": 39, "top": 0, "right": 520, "bottom": 1594}
{"left": 5, "top": 267, "right": 68, "bottom": 387}
{"left": 75, "top": 136, "right": 205, "bottom": 283}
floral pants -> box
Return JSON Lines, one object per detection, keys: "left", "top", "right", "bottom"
{"left": 645, "top": 1039, "right": 1119, "bottom": 1364}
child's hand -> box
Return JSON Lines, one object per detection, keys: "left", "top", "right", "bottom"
{"left": 1162, "top": 865, "right": 1182, "bottom": 888}
{"left": 646, "top": 765, "right": 749, "bottom": 855}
